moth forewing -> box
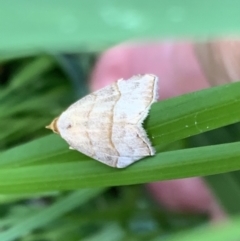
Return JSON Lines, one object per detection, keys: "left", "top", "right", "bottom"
{"left": 46, "top": 74, "right": 158, "bottom": 168}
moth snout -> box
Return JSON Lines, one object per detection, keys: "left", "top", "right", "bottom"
{"left": 45, "top": 117, "right": 60, "bottom": 134}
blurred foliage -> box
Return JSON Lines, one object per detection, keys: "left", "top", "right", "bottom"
{"left": 1, "top": 0, "right": 240, "bottom": 240}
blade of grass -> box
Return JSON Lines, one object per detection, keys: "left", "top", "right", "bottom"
{"left": 0, "top": 141, "right": 240, "bottom": 193}
{"left": 1, "top": 81, "right": 240, "bottom": 166}
{"left": 205, "top": 173, "right": 240, "bottom": 215}
{"left": 152, "top": 215, "right": 240, "bottom": 241}
{"left": 146, "top": 81, "right": 240, "bottom": 150}
{"left": 1, "top": 0, "right": 240, "bottom": 60}
{"left": 0, "top": 188, "right": 104, "bottom": 241}
{"left": 189, "top": 127, "right": 240, "bottom": 215}
{"left": 82, "top": 223, "right": 125, "bottom": 241}
{"left": 0, "top": 82, "right": 240, "bottom": 193}
{"left": 0, "top": 56, "right": 55, "bottom": 101}
{"left": 54, "top": 54, "right": 89, "bottom": 98}
{"left": 0, "top": 87, "right": 66, "bottom": 117}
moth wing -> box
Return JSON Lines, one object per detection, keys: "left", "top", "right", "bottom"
{"left": 114, "top": 74, "right": 158, "bottom": 124}
{"left": 56, "top": 74, "right": 158, "bottom": 168}
{"left": 94, "top": 75, "right": 158, "bottom": 167}
{"left": 57, "top": 82, "right": 121, "bottom": 167}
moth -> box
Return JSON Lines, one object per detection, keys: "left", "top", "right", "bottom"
{"left": 46, "top": 74, "right": 158, "bottom": 168}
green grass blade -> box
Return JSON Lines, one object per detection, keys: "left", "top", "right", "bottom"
{"left": 1, "top": 0, "right": 240, "bottom": 59}
{"left": 0, "top": 82, "right": 240, "bottom": 193}
{"left": 153, "top": 215, "right": 240, "bottom": 241}
{"left": 147, "top": 81, "right": 240, "bottom": 149}
{"left": 0, "top": 188, "right": 104, "bottom": 241}
{"left": 0, "top": 141, "right": 239, "bottom": 193}
{"left": 82, "top": 223, "right": 124, "bottom": 241}
{"left": 1, "top": 81, "right": 240, "bottom": 166}
{"left": 205, "top": 173, "right": 240, "bottom": 215}
{"left": 0, "top": 56, "right": 54, "bottom": 101}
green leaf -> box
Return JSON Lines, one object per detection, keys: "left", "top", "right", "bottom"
{"left": 0, "top": 82, "right": 240, "bottom": 193}
{"left": 205, "top": 173, "right": 240, "bottom": 215}
{"left": 1, "top": 0, "right": 240, "bottom": 59}
{"left": 0, "top": 56, "right": 55, "bottom": 101}
{"left": 0, "top": 188, "right": 104, "bottom": 241}
{"left": 147, "top": 81, "right": 240, "bottom": 150}
{"left": 0, "top": 141, "right": 240, "bottom": 194}
{"left": 152, "top": 215, "right": 240, "bottom": 241}
{"left": 82, "top": 223, "right": 124, "bottom": 241}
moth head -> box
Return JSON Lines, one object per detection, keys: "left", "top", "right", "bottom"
{"left": 46, "top": 117, "right": 60, "bottom": 134}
